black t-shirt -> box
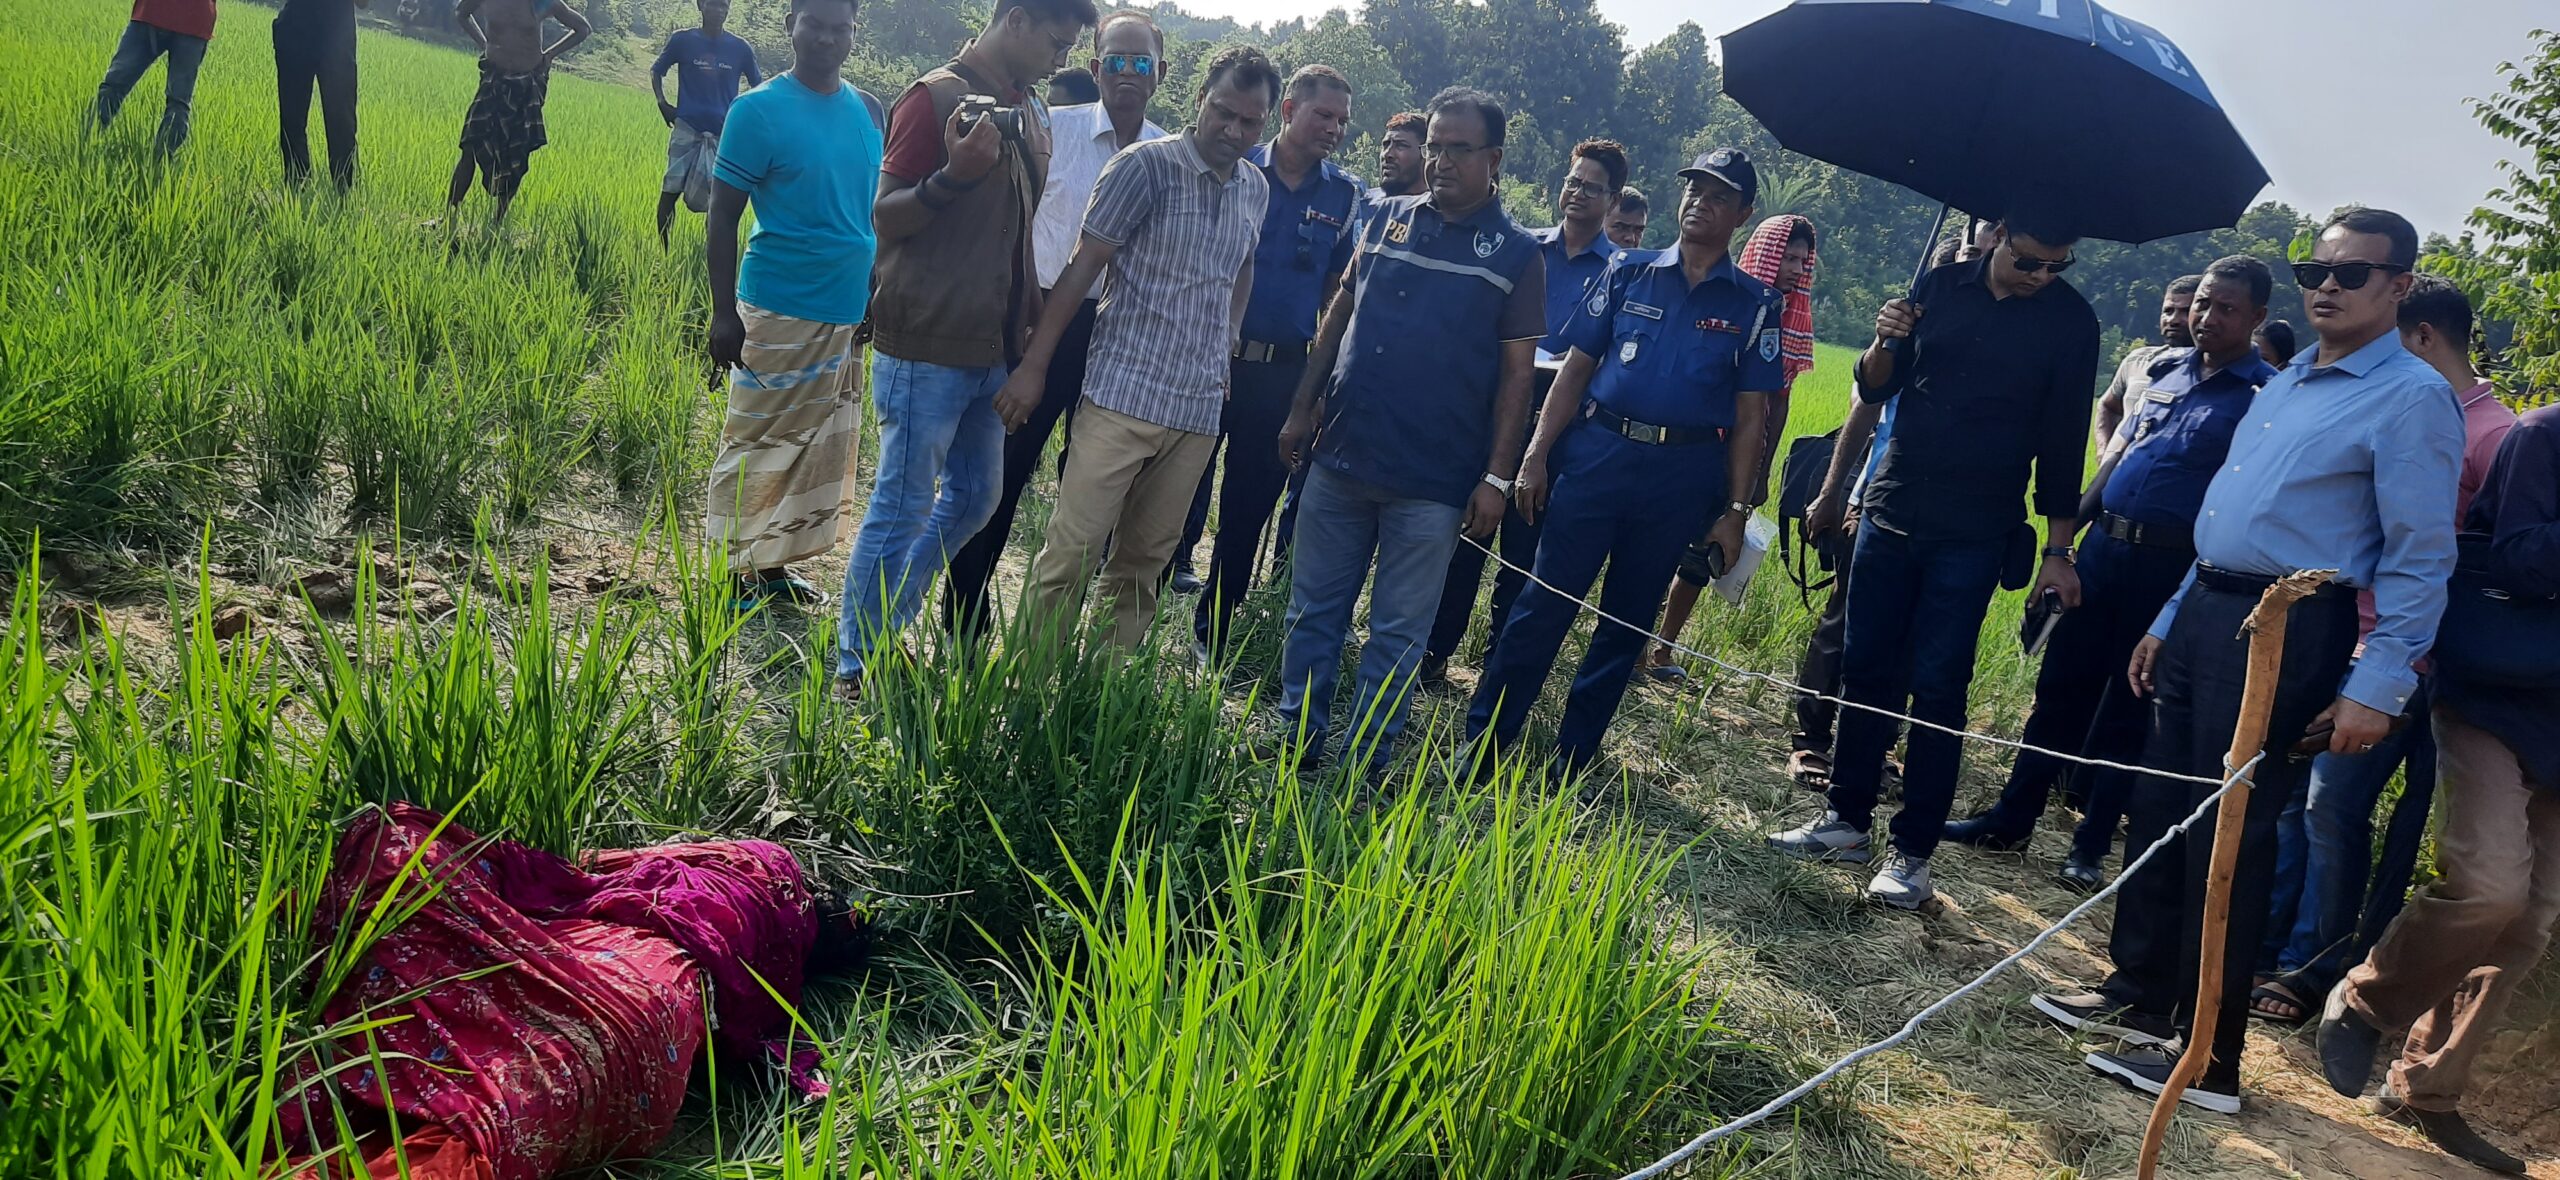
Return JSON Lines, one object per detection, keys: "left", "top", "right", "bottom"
{"left": 1860, "top": 257, "right": 2102, "bottom": 540}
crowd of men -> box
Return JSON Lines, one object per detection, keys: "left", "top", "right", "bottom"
{"left": 79, "top": 0, "right": 2559, "bottom": 1170}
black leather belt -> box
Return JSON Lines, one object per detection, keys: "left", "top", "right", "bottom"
{"left": 2100, "top": 512, "right": 2192, "bottom": 551}
{"left": 2193, "top": 562, "right": 2350, "bottom": 599}
{"left": 1234, "top": 339, "right": 1308, "bottom": 365}
{"left": 1581, "top": 401, "right": 1724, "bottom": 446}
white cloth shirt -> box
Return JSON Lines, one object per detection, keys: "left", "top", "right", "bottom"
{"left": 1032, "top": 101, "right": 1168, "bottom": 289}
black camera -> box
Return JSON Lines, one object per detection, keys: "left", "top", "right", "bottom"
{"left": 957, "top": 94, "right": 1027, "bottom": 140}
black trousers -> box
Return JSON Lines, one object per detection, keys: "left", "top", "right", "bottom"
{"left": 1792, "top": 545, "right": 1853, "bottom": 754}
{"left": 1426, "top": 370, "right": 1555, "bottom": 665}
{"left": 2102, "top": 575, "right": 2357, "bottom": 1086}
{"left": 941, "top": 298, "right": 1095, "bottom": 636}
{"left": 1980, "top": 530, "right": 2195, "bottom": 828}
{"left": 1192, "top": 356, "right": 1306, "bottom": 653}
{"left": 274, "top": 17, "right": 357, "bottom": 188}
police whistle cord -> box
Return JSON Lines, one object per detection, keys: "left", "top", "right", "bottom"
{"left": 1615, "top": 751, "right": 2268, "bottom": 1179}
{"left": 1454, "top": 533, "right": 2231, "bottom": 788}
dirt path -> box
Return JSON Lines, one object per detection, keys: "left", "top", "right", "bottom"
{"left": 1577, "top": 680, "right": 2560, "bottom": 1179}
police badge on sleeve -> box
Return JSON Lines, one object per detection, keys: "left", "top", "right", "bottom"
{"left": 1759, "top": 328, "right": 1781, "bottom": 362}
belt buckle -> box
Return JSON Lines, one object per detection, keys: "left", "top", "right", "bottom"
{"left": 1633, "top": 421, "right": 1665, "bottom": 445}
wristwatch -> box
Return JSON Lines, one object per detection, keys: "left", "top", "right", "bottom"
{"left": 1482, "top": 473, "right": 1516, "bottom": 495}
{"left": 1727, "top": 500, "right": 1752, "bottom": 516}
{"left": 2042, "top": 545, "right": 2075, "bottom": 561}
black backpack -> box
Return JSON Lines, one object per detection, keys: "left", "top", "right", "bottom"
{"left": 1774, "top": 428, "right": 1843, "bottom": 606}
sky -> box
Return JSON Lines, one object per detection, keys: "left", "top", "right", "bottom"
{"left": 1193, "top": 0, "right": 2546, "bottom": 237}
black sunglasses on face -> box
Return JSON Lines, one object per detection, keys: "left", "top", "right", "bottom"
{"left": 2291, "top": 260, "right": 2407, "bottom": 291}
{"left": 2009, "top": 252, "right": 2073, "bottom": 274}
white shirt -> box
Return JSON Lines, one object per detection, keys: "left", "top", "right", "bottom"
{"left": 1033, "top": 101, "right": 1168, "bottom": 289}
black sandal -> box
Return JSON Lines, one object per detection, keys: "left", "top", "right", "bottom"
{"left": 2249, "top": 978, "right": 2312, "bottom": 1026}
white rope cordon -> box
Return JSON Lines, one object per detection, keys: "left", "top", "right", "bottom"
{"left": 1618, "top": 750, "right": 2270, "bottom": 1179}
{"left": 1458, "top": 533, "right": 2230, "bottom": 787}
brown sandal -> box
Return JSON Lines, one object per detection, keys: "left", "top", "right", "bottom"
{"left": 1788, "top": 750, "right": 1832, "bottom": 791}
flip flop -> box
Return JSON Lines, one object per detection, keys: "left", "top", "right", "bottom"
{"left": 2250, "top": 979, "right": 2311, "bottom": 1026}
{"left": 1643, "top": 662, "right": 1690, "bottom": 685}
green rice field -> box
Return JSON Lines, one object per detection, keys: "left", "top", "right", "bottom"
{"left": 22, "top": 4, "right": 2484, "bottom": 1180}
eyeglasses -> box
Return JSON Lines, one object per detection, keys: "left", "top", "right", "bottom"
{"left": 1422, "top": 142, "right": 1487, "bottom": 163}
{"left": 2009, "top": 252, "right": 2074, "bottom": 274}
{"left": 1560, "top": 176, "right": 1609, "bottom": 198}
{"left": 2290, "top": 260, "right": 2408, "bottom": 291}
{"left": 1099, "top": 53, "right": 1154, "bottom": 77}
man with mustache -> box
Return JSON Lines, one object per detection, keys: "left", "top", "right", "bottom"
{"left": 2040, "top": 208, "right": 2463, "bottom": 1116}
{"left": 1270, "top": 86, "right": 1546, "bottom": 777}
{"left": 1183, "top": 65, "right": 1366, "bottom": 661}
{"left": 1002, "top": 47, "right": 1276, "bottom": 650}
{"left": 1421, "top": 137, "right": 1629, "bottom": 689}
{"left": 2093, "top": 274, "right": 2201, "bottom": 449}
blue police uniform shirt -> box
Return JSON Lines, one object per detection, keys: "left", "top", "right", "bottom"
{"left": 1239, "top": 143, "right": 1363, "bottom": 346}
{"left": 1315, "top": 193, "right": 1547, "bottom": 508}
{"left": 1559, "top": 248, "right": 1784, "bottom": 431}
{"left": 1532, "top": 225, "right": 1619, "bottom": 356}
{"left": 2099, "top": 348, "right": 2277, "bottom": 527}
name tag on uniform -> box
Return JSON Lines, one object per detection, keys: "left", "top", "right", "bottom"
{"left": 1624, "top": 302, "right": 1665, "bottom": 320}
{"left": 1698, "top": 317, "right": 1743, "bottom": 334}
{"left": 2143, "top": 388, "right": 2176, "bottom": 404}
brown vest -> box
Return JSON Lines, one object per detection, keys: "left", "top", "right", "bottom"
{"left": 869, "top": 55, "right": 1051, "bottom": 370}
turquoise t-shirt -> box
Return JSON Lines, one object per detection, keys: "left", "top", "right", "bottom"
{"left": 713, "top": 74, "right": 881, "bottom": 326}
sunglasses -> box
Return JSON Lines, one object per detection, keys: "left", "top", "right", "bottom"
{"left": 1099, "top": 53, "right": 1154, "bottom": 77}
{"left": 2008, "top": 252, "right": 2074, "bottom": 274}
{"left": 2290, "top": 260, "right": 2408, "bottom": 291}
{"left": 1421, "top": 142, "right": 1487, "bottom": 162}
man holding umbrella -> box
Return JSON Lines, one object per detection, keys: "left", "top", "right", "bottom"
{"left": 1768, "top": 210, "right": 2099, "bottom": 910}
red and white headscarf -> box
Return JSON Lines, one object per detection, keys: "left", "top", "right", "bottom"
{"left": 1739, "top": 214, "right": 1819, "bottom": 392}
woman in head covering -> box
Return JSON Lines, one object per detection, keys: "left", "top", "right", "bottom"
{"left": 1644, "top": 213, "right": 1818, "bottom": 682}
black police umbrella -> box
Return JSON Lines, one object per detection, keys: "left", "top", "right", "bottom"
{"left": 1721, "top": 0, "right": 2268, "bottom": 250}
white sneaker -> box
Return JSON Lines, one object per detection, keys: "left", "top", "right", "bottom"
{"left": 1866, "top": 851, "right": 1934, "bottom": 909}
{"left": 1766, "top": 811, "right": 1873, "bottom": 863}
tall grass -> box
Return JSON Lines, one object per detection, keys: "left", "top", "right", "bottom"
{"left": 0, "top": 0, "right": 715, "bottom": 553}
{"left": 0, "top": 537, "right": 1767, "bottom": 1178}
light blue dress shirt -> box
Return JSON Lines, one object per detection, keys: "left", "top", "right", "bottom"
{"left": 2148, "top": 331, "right": 2464, "bottom": 715}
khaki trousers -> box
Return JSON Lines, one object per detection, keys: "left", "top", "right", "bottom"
{"left": 2342, "top": 705, "right": 2560, "bottom": 1110}
{"left": 1020, "top": 400, "right": 1216, "bottom": 649}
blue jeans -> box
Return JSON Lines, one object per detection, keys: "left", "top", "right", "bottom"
{"left": 1466, "top": 426, "right": 1722, "bottom": 773}
{"left": 2268, "top": 682, "right": 2438, "bottom": 991}
{"left": 1275, "top": 466, "right": 1464, "bottom": 770}
{"left": 94, "top": 20, "right": 207, "bottom": 154}
{"left": 837, "top": 355, "right": 1005, "bottom": 677}
{"left": 1825, "top": 517, "right": 2010, "bottom": 861}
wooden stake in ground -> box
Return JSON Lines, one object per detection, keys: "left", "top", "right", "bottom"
{"left": 2137, "top": 569, "right": 2335, "bottom": 1178}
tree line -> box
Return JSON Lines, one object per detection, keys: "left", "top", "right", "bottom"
{"left": 391, "top": 0, "right": 2553, "bottom": 386}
